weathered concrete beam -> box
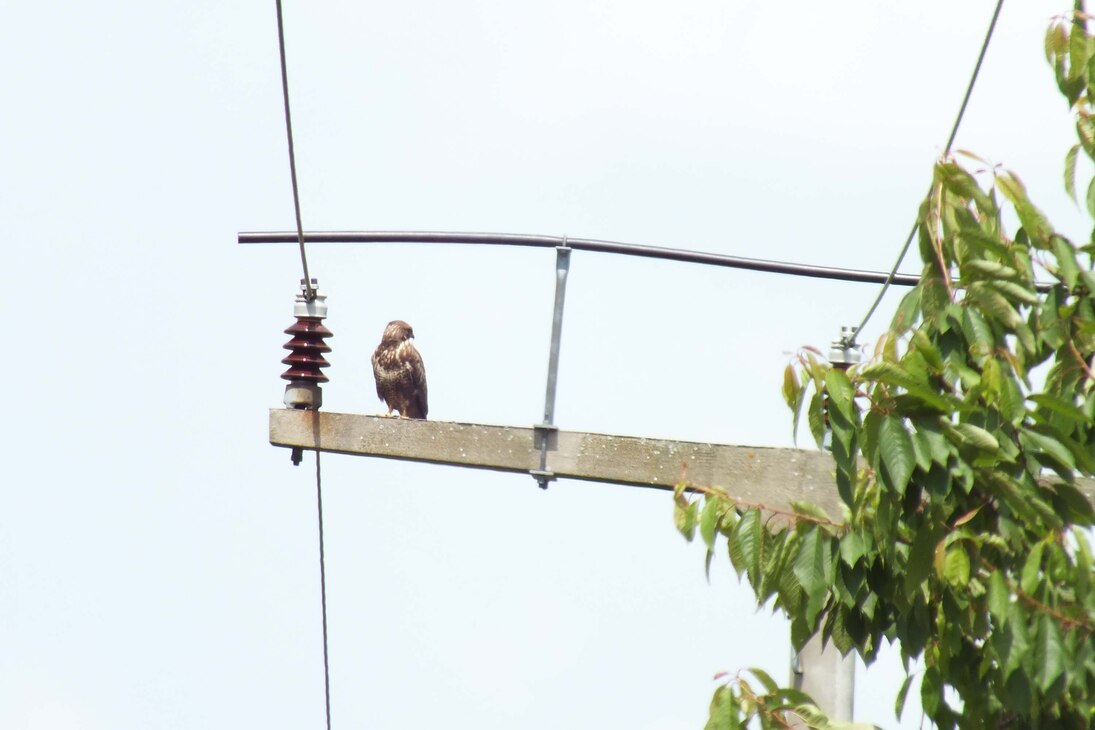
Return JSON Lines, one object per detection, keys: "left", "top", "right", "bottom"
{"left": 269, "top": 410, "right": 845, "bottom": 516}
{"left": 269, "top": 410, "right": 1095, "bottom": 517}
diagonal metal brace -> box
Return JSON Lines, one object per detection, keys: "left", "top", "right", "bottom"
{"left": 533, "top": 243, "right": 571, "bottom": 488}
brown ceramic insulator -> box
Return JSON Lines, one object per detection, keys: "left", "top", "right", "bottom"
{"left": 281, "top": 318, "right": 333, "bottom": 383}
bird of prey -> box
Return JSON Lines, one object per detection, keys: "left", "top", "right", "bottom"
{"left": 371, "top": 320, "right": 428, "bottom": 419}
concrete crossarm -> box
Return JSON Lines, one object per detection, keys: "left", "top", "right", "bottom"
{"left": 269, "top": 410, "right": 1095, "bottom": 519}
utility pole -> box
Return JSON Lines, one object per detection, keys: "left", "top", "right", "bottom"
{"left": 788, "top": 327, "right": 861, "bottom": 725}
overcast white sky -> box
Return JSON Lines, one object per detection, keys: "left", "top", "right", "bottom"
{"left": 2, "top": 1, "right": 1089, "bottom": 728}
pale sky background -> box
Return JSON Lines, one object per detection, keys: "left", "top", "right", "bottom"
{"left": 2, "top": 1, "right": 1090, "bottom": 728}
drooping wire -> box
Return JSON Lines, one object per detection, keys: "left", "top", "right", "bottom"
{"left": 275, "top": 0, "right": 315, "bottom": 301}
{"left": 315, "top": 450, "right": 333, "bottom": 730}
{"left": 274, "top": 0, "right": 331, "bottom": 726}
{"left": 855, "top": 0, "right": 1006, "bottom": 336}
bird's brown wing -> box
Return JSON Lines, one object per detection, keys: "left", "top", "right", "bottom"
{"left": 371, "top": 349, "right": 387, "bottom": 403}
{"left": 407, "top": 342, "right": 428, "bottom": 419}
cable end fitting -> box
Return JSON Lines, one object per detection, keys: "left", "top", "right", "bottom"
{"left": 828, "top": 326, "right": 862, "bottom": 371}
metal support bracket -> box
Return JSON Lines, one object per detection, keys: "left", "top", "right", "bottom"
{"left": 532, "top": 243, "right": 571, "bottom": 488}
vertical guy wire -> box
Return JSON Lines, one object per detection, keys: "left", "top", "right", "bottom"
{"left": 275, "top": 0, "right": 315, "bottom": 301}
{"left": 855, "top": 0, "right": 1005, "bottom": 335}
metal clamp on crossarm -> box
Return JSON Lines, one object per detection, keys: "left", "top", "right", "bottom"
{"left": 531, "top": 423, "right": 559, "bottom": 488}
{"left": 531, "top": 242, "right": 571, "bottom": 489}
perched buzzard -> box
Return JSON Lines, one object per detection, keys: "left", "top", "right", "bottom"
{"left": 371, "top": 320, "right": 428, "bottom": 419}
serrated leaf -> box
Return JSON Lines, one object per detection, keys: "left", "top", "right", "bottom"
{"left": 1045, "top": 21, "right": 1067, "bottom": 64}
{"left": 1021, "top": 541, "right": 1044, "bottom": 595}
{"left": 808, "top": 392, "right": 826, "bottom": 449}
{"left": 782, "top": 363, "right": 799, "bottom": 409}
{"left": 968, "top": 282, "right": 1024, "bottom": 330}
{"left": 791, "top": 501, "right": 832, "bottom": 524}
{"left": 962, "top": 259, "right": 1021, "bottom": 281}
{"left": 913, "top": 419, "right": 951, "bottom": 465}
{"left": 1065, "top": 143, "right": 1080, "bottom": 203}
{"left": 953, "top": 504, "right": 981, "bottom": 527}
{"left": 999, "top": 375, "right": 1027, "bottom": 425}
{"left": 824, "top": 368, "right": 856, "bottom": 424}
{"left": 748, "top": 667, "right": 779, "bottom": 695}
{"left": 996, "top": 170, "right": 1053, "bottom": 247}
{"left": 892, "top": 287, "right": 921, "bottom": 334}
{"left": 839, "top": 531, "right": 867, "bottom": 567}
{"left": 675, "top": 500, "right": 698, "bottom": 542}
{"left": 1052, "top": 235, "right": 1080, "bottom": 289}
{"left": 879, "top": 416, "right": 915, "bottom": 496}
{"left": 895, "top": 672, "right": 914, "bottom": 720}
{"left": 905, "top": 525, "right": 944, "bottom": 595}
{"left": 732, "top": 508, "right": 762, "bottom": 585}
{"left": 859, "top": 360, "right": 918, "bottom": 389}
{"left": 1086, "top": 176, "right": 1095, "bottom": 220}
{"left": 987, "top": 571, "right": 1010, "bottom": 623}
{"left": 1028, "top": 392, "right": 1089, "bottom": 426}
{"left": 1077, "top": 115, "right": 1095, "bottom": 161}
{"left": 825, "top": 605, "right": 855, "bottom": 655}
{"left": 1020, "top": 428, "right": 1076, "bottom": 471}
{"left": 988, "top": 280, "right": 1039, "bottom": 306}
{"left": 942, "top": 545, "right": 970, "bottom": 587}
{"left": 952, "top": 422, "right": 1001, "bottom": 453}
{"left": 700, "top": 497, "right": 719, "bottom": 550}
{"left": 1034, "top": 614, "right": 1065, "bottom": 693}
{"left": 704, "top": 684, "right": 738, "bottom": 730}
{"left": 1070, "top": 16, "right": 1089, "bottom": 81}
{"left": 794, "top": 527, "right": 829, "bottom": 626}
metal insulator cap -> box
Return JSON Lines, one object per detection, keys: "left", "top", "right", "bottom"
{"left": 828, "top": 325, "right": 861, "bottom": 369}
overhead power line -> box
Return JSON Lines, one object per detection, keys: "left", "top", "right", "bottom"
{"left": 275, "top": 0, "right": 315, "bottom": 300}
{"left": 238, "top": 230, "right": 923, "bottom": 287}
{"left": 855, "top": 0, "right": 1006, "bottom": 335}
{"left": 272, "top": 1, "right": 329, "bottom": 727}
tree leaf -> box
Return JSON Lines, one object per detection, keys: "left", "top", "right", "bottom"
{"left": 1028, "top": 393, "right": 1089, "bottom": 426}
{"left": 954, "top": 422, "right": 1002, "bottom": 452}
{"left": 1052, "top": 235, "right": 1080, "bottom": 289}
{"left": 995, "top": 170, "right": 1053, "bottom": 248}
{"left": 839, "top": 531, "right": 867, "bottom": 567}
{"left": 968, "top": 282, "right": 1025, "bottom": 330}
{"left": 675, "top": 500, "right": 698, "bottom": 542}
{"left": 824, "top": 368, "right": 856, "bottom": 425}
{"left": 732, "top": 508, "right": 762, "bottom": 586}
{"left": 988, "top": 280, "right": 1039, "bottom": 306}
{"left": 700, "top": 497, "right": 720, "bottom": 550}
{"left": 808, "top": 392, "right": 826, "bottom": 449}
{"left": 1021, "top": 541, "right": 1044, "bottom": 596}
{"left": 1019, "top": 428, "right": 1076, "bottom": 472}
{"left": 791, "top": 501, "right": 832, "bottom": 524}
{"left": 1034, "top": 614, "right": 1065, "bottom": 693}
{"left": 905, "top": 525, "right": 944, "bottom": 596}
{"left": 879, "top": 416, "right": 916, "bottom": 496}
{"left": 748, "top": 667, "right": 780, "bottom": 695}
{"left": 704, "top": 684, "right": 739, "bottom": 730}
{"left": 943, "top": 545, "right": 971, "bottom": 588}
{"left": 892, "top": 287, "right": 921, "bottom": 334}
{"left": 987, "top": 571, "right": 1010, "bottom": 624}
{"left": 793, "top": 527, "right": 828, "bottom": 626}
{"left": 895, "top": 672, "right": 915, "bottom": 721}
{"left": 1065, "top": 143, "right": 1080, "bottom": 203}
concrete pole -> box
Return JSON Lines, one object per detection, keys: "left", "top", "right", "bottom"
{"left": 787, "top": 326, "right": 859, "bottom": 726}
{"left": 791, "top": 635, "right": 855, "bottom": 722}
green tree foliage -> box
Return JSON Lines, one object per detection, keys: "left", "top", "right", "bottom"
{"left": 677, "top": 6, "right": 1095, "bottom": 728}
